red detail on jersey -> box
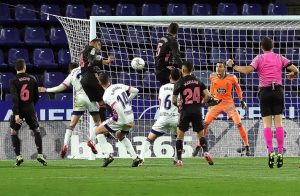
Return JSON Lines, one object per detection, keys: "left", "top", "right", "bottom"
{"left": 111, "top": 101, "right": 117, "bottom": 108}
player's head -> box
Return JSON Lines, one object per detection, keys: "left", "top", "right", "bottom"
{"left": 68, "top": 62, "right": 79, "bottom": 72}
{"left": 15, "top": 59, "right": 26, "bottom": 72}
{"left": 168, "top": 22, "right": 179, "bottom": 35}
{"left": 181, "top": 61, "right": 193, "bottom": 75}
{"left": 261, "top": 36, "right": 273, "bottom": 51}
{"left": 216, "top": 61, "right": 226, "bottom": 75}
{"left": 99, "top": 72, "right": 110, "bottom": 88}
{"left": 169, "top": 68, "right": 181, "bottom": 83}
{"left": 90, "top": 38, "right": 102, "bottom": 51}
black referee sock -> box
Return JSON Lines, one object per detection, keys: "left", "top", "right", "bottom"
{"left": 200, "top": 137, "right": 208, "bottom": 152}
{"left": 34, "top": 132, "right": 43, "bottom": 154}
{"left": 176, "top": 139, "right": 183, "bottom": 161}
{"left": 11, "top": 135, "right": 21, "bottom": 156}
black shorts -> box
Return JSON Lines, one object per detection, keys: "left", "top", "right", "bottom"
{"left": 10, "top": 112, "right": 39, "bottom": 131}
{"left": 81, "top": 73, "right": 104, "bottom": 102}
{"left": 178, "top": 110, "right": 204, "bottom": 132}
{"left": 156, "top": 68, "right": 171, "bottom": 85}
{"left": 259, "top": 86, "right": 284, "bottom": 117}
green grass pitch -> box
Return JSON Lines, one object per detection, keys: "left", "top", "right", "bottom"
{"left": 0, "top": 158, "right": 299, "bottom": 196}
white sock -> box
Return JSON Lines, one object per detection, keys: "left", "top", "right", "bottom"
{"left": 89, "top": 125, "right": 97, "bottom": 142}
{"left": 120, "top": 137, "right": 137, "bottom": 160}
{"left": 64, "top": 129, "right": 72, "bottom": 146}
{"left": 96, "top": 134, "right": 110, "bottom": 158}
{"left": 140, "top": 140, "right": 150, "bottom": 160}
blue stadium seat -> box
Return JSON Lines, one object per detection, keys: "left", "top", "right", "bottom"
{"left": 246, "top": 72, "right": 259, "bottom": 87}
{"left": 50, "top": 27, "right": 68, "bottom": 47}
{"left": 58, "top": 49, "right": 71, "bottom": 68}
{"left": 39, "top": 93, "right": 50, "bottom": 101}
{"left": 24, "top": 27, "right": 48, "bottom": 47}
{"left": 5, "top": 94, "right": 13, "bottom": 101}
{"left": 225, "top": 30, "right": 247, "bottom": 44}
{"left": 0, "top": 72, "right": 15, "bottom": 92}
{"left": 0, "top": 4, "right": 13, "bottom": 23}
{"left": 116, "top": 3, "right": 136, "bottom": 16}
{"left": 118, "top": 72, "right": 139, "bottom": 87}
{"left": 150, "top": 26, "right": 167, "bottom": 44}
{"left": 143, "top": 71, "right": 161, "bottom": 88}
{"left": 125, "top": 26, "right": 149, "bottom": 44}
{"left": 177, "top": 28, "right": 198, "bottom": 46}
{"left": 33, "top": 48, "right": 57, "bottom": 69}
{"left": 252, "top": 30, "right": 273, "bottom": 42}
{"left": 203, "top": 28, "right": 223, "bottom": 43}
{"left": 44, "top": 72, "right": 65, "bottom": 88}
{"left": 55, "top": 93, "right": 73, "bottom": 101}
{"left": 40, "top": 4, "right": 60, "bottom": 23}
{"left": 0, "top": 28, "right": 23, "bottom": 47}
{"left": 217, "top": 3, "right": 238, "bottom": 15}
{"left": 286, "top": 48, "right": 299, "bottom": 63}
{"left": 133, "top": 49, "right": 155, "bottom": 66}
{"left": 275, "top": 30, "right": 295, "bottom": 42}
{"left": 185, "top": 48, "right": 207, "bottom": 67}
{"left": 65, "top": 4, "right": 86, "bottom": 18}
{"left": 15, "top": 4, "right": 38, "bottom": 23}
{"left": 100, "top": 28, "right": 123, "bottom": 45}
{"left": 91, "top": 4, "right": 111, "bottom": 16}
{"left": 192, "top": 3, "right": 212, "bottom": 15}
{"left": 193, "top": 70, "right": 212, "bottom": 87}
{"left": 8, "top": 48, "right": 32, "bottom": 68}
{"left": 268, "top": 3, "right": 288, "bottom": 15}
{"left": 242, "top": 3, "right": 262, "bottom": 15}
{"left": 108, "top": 48, "right": 129, "bottom": 67}
{"left": 167, "top": 3, "right": 187, "bottom": 16}
{"left": 0, "top": 49, "right": 7, "bottom": 69}
{"left": 234, "top": 48, "right": 255, "bottom": 65}
{"left": 142, "top": 4, "right": 161, "bottom": 16}
{"left": 210, "top": 48, "right": 230, "bottom": 64}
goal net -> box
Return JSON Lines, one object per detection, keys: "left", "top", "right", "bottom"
{"left": 55, "top": 15, "right": 300, "bottom": 158}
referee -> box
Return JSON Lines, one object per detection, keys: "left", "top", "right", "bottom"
{"left": 227, "top": 36, "right": 299, "bottom": 169}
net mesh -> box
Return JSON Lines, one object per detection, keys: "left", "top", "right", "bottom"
{"left": 55, "top": 15, "right": 300, "bottom": 158}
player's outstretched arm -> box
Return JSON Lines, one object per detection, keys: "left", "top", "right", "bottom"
{"left": 45, "top": 84, "right": 68, "bottom": 93}
{"left": 127, "top": 86, "right": 139, "bottom": 102}
{"left": 226, "top": 59, "right": 254, "bottom": 74}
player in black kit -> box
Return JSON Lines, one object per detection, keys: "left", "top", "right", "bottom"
{"left": 172, "top": 61, "right": 220, "bottom": 166}
{"left": 155, "top": 23, "right": 182, "bottom": 85}
{"left": 79, "top": 38, "right": 113, "bottom": 121}
{"left": 9, "top": 59, "right": 47, "bottom": 166}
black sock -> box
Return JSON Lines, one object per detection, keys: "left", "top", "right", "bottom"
{"left": 200, "top": 137, "right": 208, "bottom": 152}
{"left": 11, "top": 135, "right": 21, "bottom": 156}
{"left": 176, "top": 139, "right": 183, "bottom": 161}
{"left": 99, "top": 107, "right": 107, "bottom": 121}
{"left": 34, "top": 132, "right": 43, "bottom": 154}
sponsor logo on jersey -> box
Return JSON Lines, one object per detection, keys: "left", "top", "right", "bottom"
{"left": 217, "top": 88, "right": 227, "bottom": 94}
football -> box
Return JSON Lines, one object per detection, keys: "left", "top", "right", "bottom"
{"left": 131, "top": 57, "right": 145, "bottom": 70}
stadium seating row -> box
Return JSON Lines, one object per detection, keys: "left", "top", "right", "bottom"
{"left": 1, "top": 47, "right": 300, "bottom": 70}
{"left": 0, "top": 3, "right": 288, "bottom": 23}
{"left": 0, "top": 27, "right": 68, "bottom": 47}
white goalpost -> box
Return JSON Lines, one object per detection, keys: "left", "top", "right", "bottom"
{"left": 55, "top": 15, "right": 300, "bottom": 159}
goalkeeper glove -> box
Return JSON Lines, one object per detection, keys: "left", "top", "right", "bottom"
{"left": 206, "top": 97, "right": 222, "bottom": 107}
{"left": 240, "top": 100, "right": 247, "bottom": 109}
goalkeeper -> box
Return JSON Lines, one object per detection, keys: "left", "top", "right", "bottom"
{"left": 192, "top": 62, "right": 250, "bottom": 157}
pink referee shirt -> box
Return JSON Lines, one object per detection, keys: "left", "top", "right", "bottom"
{"left": 250, "top": 51, "right": 290, "bottom": 87}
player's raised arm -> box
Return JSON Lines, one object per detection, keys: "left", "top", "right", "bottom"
{"left": 126, "top": 85, "right": 139, "bottom": 102}
{"left": 45, "top": 75, "right": 70, "bottom": 93}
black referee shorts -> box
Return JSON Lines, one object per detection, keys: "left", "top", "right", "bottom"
{"left": 259, "top": 86, "right": 284, "bottom": 117}
{"left": 80, "top": 73, "right": 104, "bottom": 102}
{"left": 178, "top": 110, "right": 204, "bottom": 132}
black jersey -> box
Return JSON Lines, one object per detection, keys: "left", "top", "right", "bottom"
{"left": 173, "top": 74, "right": 207, "bottom": 111}
{"left": 79, "top": 45, "right": 103, "bottom": 76}
{"left": 9, "top": 73, "right": 39, "bottom": 115}
{"left": 155, "top": 33, "right": 182, "bottom": 71}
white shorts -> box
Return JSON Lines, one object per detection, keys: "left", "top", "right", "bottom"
{"left": 103, "top": 114, "right": 134, "bottom": 132}
{"left": 151, "top": 116, "right": 178, "bottom": 135}
{"left": 73, "top": 94, "right": 98, "bottom": 113}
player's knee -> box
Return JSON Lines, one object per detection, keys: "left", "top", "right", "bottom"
{"left": 199, "top": 137, "right": 207, "bottom": 146}
{"left": 116, "top": 131, "right": 124, "bottom": 140}
{"left": 31, "top": 127, "right": 40, "bottom": 134}
{"left": 204, "top": 121, "right": 210, "bottom": 129}
{"left": 236, "top": 123, "right": 243, "bottom": 128}
{"left": 68, "top": 125, "right": 75, "bottom": 131}
{"left": 146, "top": 138, "right": 154, "bottom": 144}
{"left": 10, "top": 129, "right": 17, "bottom": 135}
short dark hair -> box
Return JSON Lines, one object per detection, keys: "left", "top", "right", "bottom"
{"left": 90, "top": 38, "right": 101, "bottom": 43}
{"left": 168, "top": 23, "right": 179, "bottom": 34}
{"left": 170, "top": 68, "right": 181, "bottom": 81}
{"left": 15, "top": 59, "right": 26, "bottom": 71}
{"left": 261, "top": 36, "right": 273, "bottom": 51}
{"left": 68, "top": 62, "right": 79, "bottom": 71}
{"left": 99, "top": 72, "right": 109, "bottom": 85}
{"left": 216, "top": 61, "right": 225, "bottom": 67}
{"left": 182, "top": 61, "right": 194, "bottom": 73}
